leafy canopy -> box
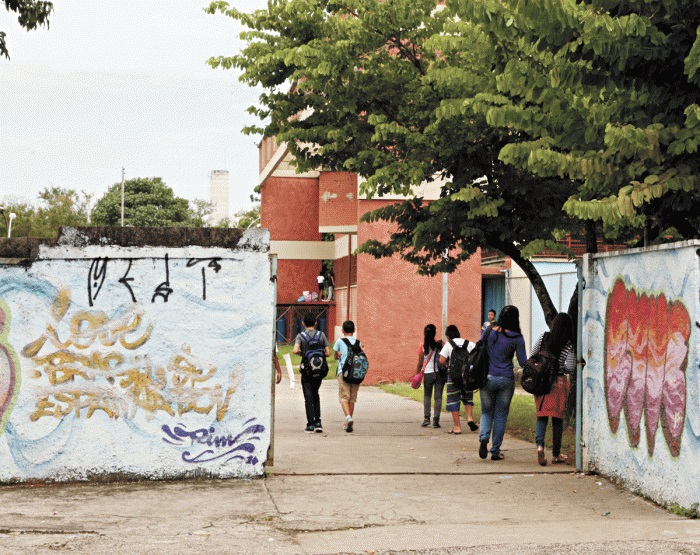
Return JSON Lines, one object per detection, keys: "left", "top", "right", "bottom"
{"left": 1, "top": 0, "right": 53, "bottom": 59}
{"left": 452, "top": 0, "right": 700, "bottom": 240}
{"left": 90, "top": 177, "right": 205, "bottom": 228}
{"left": 1, "top": 187, "right": 91, "bottom": 238}
{"left": 208, "top": 0, "right": 582, "bottom": 320}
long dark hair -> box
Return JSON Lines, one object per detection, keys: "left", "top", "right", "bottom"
{"left": 496, "top": 305, "right": 521, "bottom": 333}
{"left": 548, "top": 312, "right": 574, "bottom": 357}
{"left": 423, "top": 323, "right": 441, "bottom": 354}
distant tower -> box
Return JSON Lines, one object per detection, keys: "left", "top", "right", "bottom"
{"left": 209, "top": 170, "right": 230, "bottom": 225}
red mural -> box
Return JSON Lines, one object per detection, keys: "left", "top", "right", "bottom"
{"left": 605, "top": 278, "right": 690, "bottom": 457}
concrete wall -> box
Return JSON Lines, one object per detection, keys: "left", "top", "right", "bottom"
{"left": 582, "top": 241, "right": 700, "bottom": 510}
{"left": 0, "top": 227, "right": 274, "bottom": 483}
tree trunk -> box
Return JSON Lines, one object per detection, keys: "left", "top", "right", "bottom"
{"left": 486, "top": 235, "right": 558, "bottom": 326}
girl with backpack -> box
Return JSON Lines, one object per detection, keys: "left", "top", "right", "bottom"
{"left": 478, "top": 305, "right": 527, "bottom": 461}
{"left": 414, "top": 324, "right": 446, "bottom": 428}
{"left": 532, "top": 312, "right": 576, "bottom": 466}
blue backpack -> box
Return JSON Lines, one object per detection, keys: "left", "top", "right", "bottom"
{"left": 300, "top": 330, "right": 329, "bottom": 379}
{"left": 340, "top": 338, "right": 369, "bottom": 384}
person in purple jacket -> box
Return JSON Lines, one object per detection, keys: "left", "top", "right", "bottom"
{"left": 478, "top": 305, "right": 527, "bottom": 461}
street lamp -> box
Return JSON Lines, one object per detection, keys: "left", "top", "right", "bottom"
{"left": 7, "top": 213, "right": 16, "bottom": 238}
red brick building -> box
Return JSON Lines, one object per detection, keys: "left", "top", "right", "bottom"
{"left": 260, "top": 138, "right": 508, "bottom": 384}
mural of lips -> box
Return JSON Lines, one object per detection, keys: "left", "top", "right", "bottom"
{"left": 604, "top": 278, "right": 689, "bottom": 457}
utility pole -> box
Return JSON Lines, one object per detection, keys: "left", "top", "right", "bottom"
{"left": 441, "top": 249, "right": 448, "bottom": 339}
{"left": 120, "top": 166, "right": 125, "bottom": 227}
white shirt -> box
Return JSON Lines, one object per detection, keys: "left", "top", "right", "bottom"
{"left": 440, "top": 338, "right": 475, "bottom": 361}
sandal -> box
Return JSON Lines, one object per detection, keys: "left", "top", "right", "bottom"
{"left": 552, "top": 454, "right": 568, "bottom": 464}
{"left": 478, "top": 439, "right": 488, "bottom": 459}
{"left": 467, "top": 421, "right": 479, "bottom": 431}
{"left": 491, "top": 453, "right": 505, "bottom": 461}
{"left": 537, "top": 446, "right": 547, "bottom": 467}
{"left": 446, "top": 429, "right": 462, "bottom": 435}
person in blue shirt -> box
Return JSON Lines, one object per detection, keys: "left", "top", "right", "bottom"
{"left": 478, "top": 305, "right": 527, "bottom": 461}
{"left": 333, "top": 320, "right": 361, "bottom": 433}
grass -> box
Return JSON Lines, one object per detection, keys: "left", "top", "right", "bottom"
{"left": 379, "top": 382, "right": 576, "bottom": 456}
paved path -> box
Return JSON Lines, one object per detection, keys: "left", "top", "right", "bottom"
{"left": 0, "top": 380, "right": 698, "bottom": 554}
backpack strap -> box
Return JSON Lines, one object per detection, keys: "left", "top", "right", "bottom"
{"left": 342, "top": 337, "right": 362, "bottom": 354}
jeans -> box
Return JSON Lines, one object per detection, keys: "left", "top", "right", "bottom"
{"left": 423, "top": 372, "right": 445, "bottom": 422}
{"left": 479, "top": 375, "right": 515, "bottom": 455}
{"left": 301, "top": 376, "right": 323, "bottom": 426}
{"left": 536, "top": 416, "right": 563, "bottom": 457}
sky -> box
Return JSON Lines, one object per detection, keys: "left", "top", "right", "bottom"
{"left": 0, "top": 0, "right": 268, "bottom": 217}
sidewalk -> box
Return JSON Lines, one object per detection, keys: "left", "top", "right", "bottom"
{"left": 0, "top": 380, "right": 698, "bottom": 554}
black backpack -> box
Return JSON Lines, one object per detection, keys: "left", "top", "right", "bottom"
{"left": 299, "top": 330, "right": 329, "bottom": 380}
{"left": 521, "top": 332, "right": 558, "bottom": 396}
{"left": 448, "top": 339, "right": 472, "bottom": 391}
{"left": 465, "top": 327, "right": 492, "bottom": 392}
{"left": 340, "top": 338, "right": 369, "bottom": 384}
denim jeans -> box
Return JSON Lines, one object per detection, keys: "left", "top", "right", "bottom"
{"left": 536, "top": 416, "right": 563, "bottom": 457}
{"left": 479, "top": 375, "right": 515, "bottom": 455}
{"left": 301, "top": 376, "right": 323, "bottom": 426}
{"left": 423, "top": 372, "right": 445, "bottom": 422}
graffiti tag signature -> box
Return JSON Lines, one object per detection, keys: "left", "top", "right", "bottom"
{"left": 162, "top": 417, "right": 265, "bottom": 465}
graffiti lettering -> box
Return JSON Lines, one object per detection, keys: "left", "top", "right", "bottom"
{"left": 119, "top": 259, "right": 137, "bottom": 303}
{"left": 186, "top": 258, "right": 222, "bottom": 301}
{"left": 152, "top": 254, "right": 173, "bottom": 303}
{"left": 0, "top": 301, "right": 20, "bottom": 436}
{"left": 162, "top": 418, "right": 264, "bottom": 465}
{"left": 87, "top": 258, "right": 108, "bottom": 307}
{"left": 22, "top": 290, "right": 236, "bottom": 422}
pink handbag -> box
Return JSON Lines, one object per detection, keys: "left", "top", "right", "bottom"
{"left": 411, "top": 350, "right": 434, "bottom": 389}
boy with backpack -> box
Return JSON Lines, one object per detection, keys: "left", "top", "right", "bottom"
{"left": 333, "top": 320, "right": 368, "bottom": 433}
{"left": 438, "top": 324, "right": 479, "bottom": 434}
{"left": 293, "top": 313, "right": 331, "bottom": 433}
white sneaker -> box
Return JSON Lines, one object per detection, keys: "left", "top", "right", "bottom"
{"left": 345, "top": 416, "right": 353, "bottom": 433}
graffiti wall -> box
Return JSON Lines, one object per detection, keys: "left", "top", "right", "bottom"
{"left": 0, "top": 227, "right": 274, "bottom": 482}
{"left": 582, "top": 241, "right": 700, "bottom": 509}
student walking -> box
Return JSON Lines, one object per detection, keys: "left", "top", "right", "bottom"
{"left": 439, "top": 324, "right": 479, "bottom": 435}
{"left": 293, "top": 313, "right": 330, "bottom": 433}
{"left": 533, "top": 313, "right": 576, "bottom": 466}
{"left": 333, "top": 320, "right": 362, "bottom": 432}
{"left": 478, "top": 306, "right": 527, "bottom": 460}
{"left": 414, "top": 324, "right": 445, "bottom": 428}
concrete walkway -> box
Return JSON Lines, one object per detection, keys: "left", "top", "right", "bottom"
{"left": 0, "top": 380, "right": 699, "bottom": 554}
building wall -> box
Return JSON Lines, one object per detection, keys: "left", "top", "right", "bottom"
{"left": 261, "top": 176, "right": 321, "bottom": 302}
{"left": 318, "top": 172, "right": 359, "bottom": 230}
{"left": 581, "top": 241, "right": 700, "bottom": 510}
{"left": 356, "top": 200, "right": 483, "bottom": 384}
{"left": 0, "top": 228, "right": 274, "bottom": 483}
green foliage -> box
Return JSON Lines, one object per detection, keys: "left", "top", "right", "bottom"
{"left": 1, "top": 0, "right": 53, "bottom": 59}
{"left": 452, "top": 0, "right": 700, "bottom": 240}
{"left": 234, "top": 204, "right": 261, "bottom": 229}
{"left": 90, "top": 177, "right": 204, "bottom": 228}
{"left": 1, "top": 187, "right": 91, "bottom": 238}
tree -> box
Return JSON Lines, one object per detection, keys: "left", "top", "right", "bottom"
{"left": 1, "top": 0, "right": 53, "bottom": 59}
{"left": 450, "top": 0, "right": 700, "bottom": 243}
{"left": 208, "top": 0, "right": 579, "bottom": 322}
{"left": 90, "top": 177, "right": 204, "bottom": 228}
{"left": 1, "top": 187, "right": 90, "bottom": 238}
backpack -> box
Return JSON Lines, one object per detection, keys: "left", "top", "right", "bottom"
{"left": 447, "top": 339, "right": 472, "bottom": 391}
{"left": 299, "top": 330, "right": 329, "bottom": 380}
{"left": 340, "top": 338, "right": 369, "bottom": 384}
{"left": 465, "top": 327, "right": 492, "bottom": 392}
{"left": 521, "top": 332, "right": 558, "bottom": 396}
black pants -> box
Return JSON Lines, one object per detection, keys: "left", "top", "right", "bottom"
{"left": 301, "top": 376, "right": 324, "bottom": 426}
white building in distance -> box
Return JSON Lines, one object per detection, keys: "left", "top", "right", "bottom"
{"left": 209, "top": 170, "right": 230, "bottom": 225}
